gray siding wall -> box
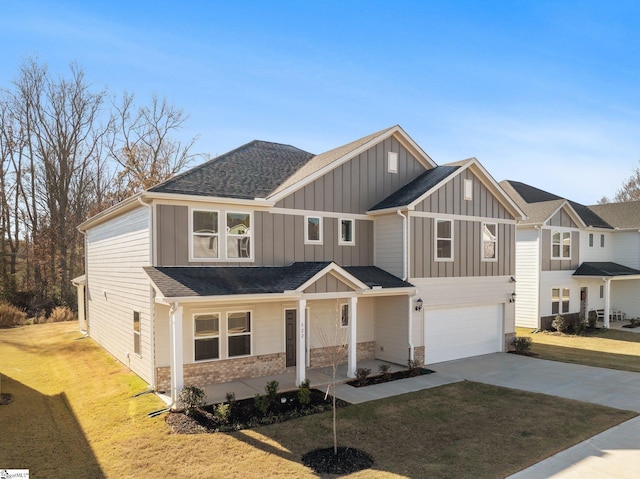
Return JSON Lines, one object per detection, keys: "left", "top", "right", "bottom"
{"left": 548, "top": 209, "right": 579, "bottom": 228}
{"left": 374, "top": 295, "right": 410, "bottom": 364}
{"left": 276, "top": 137, "right": 427, "bottom": 213}
{"left": 304, "top": 274, "right": 354, "bottom": 294}
{"left": 156, "top": 205, "right": 373, "bottom": 267}
{"left": 374, "top": 214, "right": 404, "bottom": 277}
{"left": 541, "top": 229, "right": 580, "bottom": 271}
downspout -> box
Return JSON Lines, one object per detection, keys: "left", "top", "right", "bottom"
{"left": 138, "top": 196, "right": 157, "bottom": 390}
{"left": 396, "top": 210, "right": 408, "bottom": 281}
{"left": 397, "top": 210, "right": 414, "bottom": 359}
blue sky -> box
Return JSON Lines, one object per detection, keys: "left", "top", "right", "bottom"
{"left": 2, "top": 1, "right": 639, "bottom": 204}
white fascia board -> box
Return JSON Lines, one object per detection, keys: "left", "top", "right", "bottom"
{"left": 546, "top": 201, "right": 587, "bottom": 229}
{"left": 295, "top": 262, "right": 369, "bottom": 292}
{"left": 78, "top": 193, "right": 143, "bottom": 231}
{"left": 360, "top": 287, "right": 416, "bottom": 297}
{"left": 143, "top": 191, "right": 274, "bottom": 208}
{"left": 154, "top": 291, "right": 302, "bottom": 305}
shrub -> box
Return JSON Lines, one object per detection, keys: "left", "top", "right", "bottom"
{"left": 178, "top": 385, "right": 206, "bottom": 416}
{"left": 378, "top": 363, "right": 391, "bottom": 377}
{"left": 511, "top": 336, "right": 532, "bottom": 355}
{"left": 254, "top": 393, "right": 270, "bottom": 415}
{"left": 265, "top": 380, "right": 279, "bottom": 404}
{"left": 0, "top": 302, "right": 27, "bottom": 328}
{"left": 298, "top": 379, "right": 311, "bottom": 408}
{"left": 407, "top": 358, "right": 423, "bottom": 376}
{"left": 214, "top": 403, "right": 231, "bottom": 422}
{"left": 552, "top": 315, "right": 568, "bottom": 334}
{"left": 355, "top": 367, "right": 371, "bottom": 386}
{"left": 630, "top": 318, "right": 639, "bottom": 327}
{"left": 47, "top": 306, "right": 76, "bottom": 323}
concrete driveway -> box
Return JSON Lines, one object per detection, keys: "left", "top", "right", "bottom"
{"left": 430, "top": 353, "right": 640, "bottom": 478}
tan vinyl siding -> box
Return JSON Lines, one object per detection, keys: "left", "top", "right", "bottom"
{"left": 374, "top": 214, "right": 404, "bottom": 277}
{"left": 156, "top": 205, "right": 373, "bottom": 267}
{"left": 410, "top": 218, "right": 515, "bottom": 278}
{"left": 276, "top": 137, "right": 427, "bottom": 213}
{"left": 373, "top": 295, "right": 410, "bottom": 364}
{"left": 86, "top": 206, "right": 153, "bottom": 383}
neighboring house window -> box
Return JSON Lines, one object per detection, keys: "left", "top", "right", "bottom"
{"left": 133, "top": 311, "right": 141, "bottom": 356}
{"left": 589, "top": 233, "right": 593, "bottom": 247}
{"left": 228, "top": 311, "right": 251, "bottom": 357}
{"left": 194, "top": 313, "right": 220, "bottom": 361}
{"left": 192, "top": 209, "right": 219, "bottom": 259}
{"left": 600, "top": 285, "right": 604, "bottom": 299}
{"left": 464, "top": 179, "right": 473, "bottom": 200}
{"left": 340, "top": 303, "right": 349, "bottom": 327}
{"left": 482, "top": 223, "right": 497, "bottom": 260}
{"left": 551, "top": 288, "right": 570, "bottom": 315}
{"left": 388, "top": 151, "right": 398, "bottom": 173}
{"left": 226, "top": 212, "right": 251, "bottom": 259}
{"left": 339, "top": 218, "right": 355, "bottom": 245}
{"left": 435, "top": 219, "right": 453, "bottom": 260}
{"left": 600, "top": 234, "right": 605, "bottom": 247}
{"left": 305, "top": 216, "right": 322, "bottom": 244}
{"left": 551, "top": 230, "right": 571, "bottom": 259}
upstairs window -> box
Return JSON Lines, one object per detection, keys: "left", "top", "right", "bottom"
{"left": 305, "top": 216, "right": 322, "bottom": 244}
{"left": 133, "top": 311, "right": 141, "bottom": 356}
{"left": 228, "top": 312, "right": 251, "bottom": 357}
{"left": 226, "top": 212, "right": 251, "bottom": 259}
{"left": 552, "top": 288, "right": 570, "bottom": 314}
{"left": 339, "top": 218, "right": 355, "bottom": 245}
{"left": 436, "top": 219, "right": 453, "bottom": 260}
{"left": 194, "top": 313, "right": 220, "bottom": 361}
{"left": 482, "top": 223, "right": 497, "bottom": 260}
{"left": 551, "top": 230, "right": 571, "bottom": 259}
{"left": 192, "top": 210, "right": 219, "bottom": 259}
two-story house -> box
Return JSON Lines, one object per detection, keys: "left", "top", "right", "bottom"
{"left": 76, "top": 126, "right": 524, "bottom": 407}
{"left": 500, "top": 181, "right": 640, "bottom": 330}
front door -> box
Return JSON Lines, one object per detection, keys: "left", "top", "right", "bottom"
{"left": 285, "top": 309, "right": 296, "bottom": 367}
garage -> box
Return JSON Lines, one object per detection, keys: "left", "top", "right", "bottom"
{"left": 424, "top": 304, "right": 503, "bottom": 364}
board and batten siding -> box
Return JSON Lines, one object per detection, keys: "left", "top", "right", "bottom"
{"left": 275, "top": 137, "right": 427, "bottom": 214}
{"left": 548, "top": 208, "right": 580, "bottom": 228}
{"left": 155, "top": 204, "right": 373, "bottom": 267}
{"left": 514, "top": 228, "right": 541, "bottom": 328}
{"left": 374, "top": 214, "right": 404, "bottom": 278}
{"left": 86, "top": 206, "right": 153, "bottom": 384}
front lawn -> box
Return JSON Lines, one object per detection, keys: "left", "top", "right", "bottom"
{"left": 0, "top": 322, "right": 635, "bottom": 478}
{"left": 516, "top": 326, "right": 640, "bottom": 373}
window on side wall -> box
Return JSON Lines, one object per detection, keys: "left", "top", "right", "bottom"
{"left": 305, "top": 216, "right": 322, "bottom": 244}
{"left": 133, "top": 311, "right": 141, "bottom": 356}
{"left": 589, "top": 233, "right": 594, "bottom": 247}
{"left": 228, "top": 311, "right": 251, "bottom": 357}
{"left": 600, "top": 285, "right": 604, "bottom": 299}
{"left": 340, "top": 303, "right": 349, "bottom": 327}
{"left": 482, "top": 223, "right": 497, "bottom": 261}
{"left": 194, "top": 313, "right": 220, "bottom": 361}
{"left": 435, "top": 219, "right": 453, "bottom": 260}
{"left": 226, "top": 212, "right": 251, "bottom": 259}
{"left": 551, "top": 230, "right": 571, "bottom": 259}
{"left": 600, "top": 234, "right": 605, "bottom": 247}
{"left": 192, "top": 209, "right": 219, "bottom": 259}
{"left": 339, "top": 218, "right": 355, "bottom": 245}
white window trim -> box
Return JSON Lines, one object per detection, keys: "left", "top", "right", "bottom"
{"left": 225, "top": 211, "right": 253, "bottom": 262}
{"left": 133, "top": 311, "right": 141, "bottom": 357}
{"left": 227, "top": 310, "right": 252, "bottom": 358}
{"left": 435, "top": 218, "right": 454, "bottom": 262}
{"left": 304, "top": 215, "right": 323, "bottom": 244}
{"left": 551, "top": 229, "right": 571, "bottom": 259}
{"left": 464, "top": 179, "right": 473, "bottom": 201}
{"left": 387, "top": 151, "right": 398, "bottom": 173}
{"left": 340, "top": 302, "right": 349, "bottom": 328}
{"left": 600, "top": 234, "right": 605, "bottom": 247}
{"left": 193, "top": 312, "right": 221, "bottom": 363}
{"left": 190, "top": 208, "right": 220, "bottom": 262}
{"left": 338, "top": 218, "right": 355, "bottom": 246}
{"left": 551, "top": 288, "right": 570, "bottom": 315}
{"left": 589, "top": 233, "right": 594, "bottom": 247}
{"left": 481, "top": 222, "right": 498, "bottom": 262}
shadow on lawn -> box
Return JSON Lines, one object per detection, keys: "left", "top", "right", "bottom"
{"left": 0, "top": 375, "right": 105, "bottom": 478}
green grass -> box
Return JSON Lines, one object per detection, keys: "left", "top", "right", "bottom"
{"left": 516, "top": 326, "right": 640, "bottom": 372}
{"left": 0, "top": 322, "right": 636, "bottom": 478}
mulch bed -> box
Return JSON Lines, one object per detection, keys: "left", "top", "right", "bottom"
{"left": 346, "top": 367, "right": 435, "bottom": 388}
{"left": 166, "top": 389, "right": 348, "bottom": 434}
{"left": 622, "top": 323, "right": 640, "bottom": 329}
{"left": 302, "top": 446, "right": 374, "bottom": 474}
{"left": 0, "top": 393, "right": 12, "bottom": 406}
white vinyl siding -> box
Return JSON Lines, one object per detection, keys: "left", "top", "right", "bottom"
{"left": 86, "top": 206, "right": 152, "bottom": 383}
{"left": 539, "top": 271, "right": 577, "bottom": 317}
{"left": 514, "top": 228, "right": 540, "bottom": 328}
{"left": 374, "top": 214, "right": 404, "bottom": 278}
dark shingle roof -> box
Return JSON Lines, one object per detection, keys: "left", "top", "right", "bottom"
{"left": 148, "top": 140, "right": 314, "bottom": 199}
{"left": 144, "top": 263, "right": 414, "bottom": 298}
{"left": 506, "top": 181, "right": 563, "bottom": 203}
{"left": 344, "top": 266, "right": 414, "bottom": 289}
{"left": 573, "top": 262, "right": 640, "bottom": 277}
{"left": 369, "top": 166, "right": 460, "bottom": 211}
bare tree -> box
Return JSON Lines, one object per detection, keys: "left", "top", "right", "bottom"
{"left": 612, "top": 163, "right": 640, "bottom": 203}
{"left": 107, "top": 92, "right": 198, "bottom": 199}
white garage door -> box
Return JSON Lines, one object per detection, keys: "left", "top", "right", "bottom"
{"left": 425, "top": 304, "right": 503, "bottom": 364}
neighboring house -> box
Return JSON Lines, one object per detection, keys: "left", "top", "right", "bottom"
{"left": 76, "top": 125, "right": 524, "bottom": 406}
{"left": 500, "top": 181, "right": 640, "bottom": 330}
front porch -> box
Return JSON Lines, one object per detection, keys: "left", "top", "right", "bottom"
{"left": 158, "top": 359, "right": 406, "bottom": 405}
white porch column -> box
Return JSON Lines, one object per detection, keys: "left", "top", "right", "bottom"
{"left": 296, "top": 299, "right": 307, "bottom": 386}
{"left": 347, "top": 296, "right": 358, "bottom": 378}
{"left": 603, "top": 278, "right": 611, "bottom": 329}
{"left": 170, "top": 303, "right": 184, "bottom": 407}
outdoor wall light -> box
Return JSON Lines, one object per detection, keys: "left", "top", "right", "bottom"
{"left": 510, "top": 276, "right": 517, "bottom": 283}
{"left": 415, "top": 298, "right": 423, "bottom": 311}
{"left": 510, "top": 292, "right": 516, "bottom": 303}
